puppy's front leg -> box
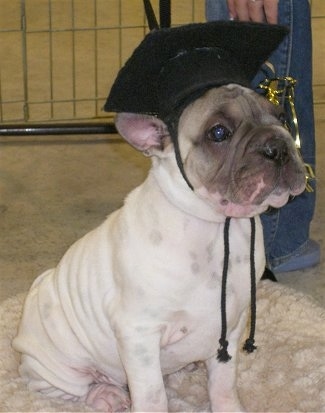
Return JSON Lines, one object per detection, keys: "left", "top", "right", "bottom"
{"left": 206, "top": 355, "right": 243, "bottom": 413}
{"left": 206, "top": 315, "right": 247, "bottom": 413}
{"left": 117, "top": 331, "right": 168, "bottom": 412}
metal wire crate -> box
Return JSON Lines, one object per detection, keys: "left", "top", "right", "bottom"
{"left": 0, "top": 0, "right": 204, "bottom": 136}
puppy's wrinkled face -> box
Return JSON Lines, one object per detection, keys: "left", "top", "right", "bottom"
{"left": 179, "top": 84, "right": 306, "bottom": 217}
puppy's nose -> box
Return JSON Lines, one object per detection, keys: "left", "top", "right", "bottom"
{"left": 262, "top": 139, "right": 288, "bottom": 165}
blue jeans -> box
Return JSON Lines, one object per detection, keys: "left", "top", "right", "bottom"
{"left": 206, "top": 0, "right": 316, "bottom": 269}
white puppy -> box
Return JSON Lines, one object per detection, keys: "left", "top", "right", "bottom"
{"left": 13, "top": 85, "right": 306, "bottom": 412}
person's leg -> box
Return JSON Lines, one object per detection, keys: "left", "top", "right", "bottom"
{"left": 206, "top": 0, "right": 319, "bottom": 272}
{"left": 259, "top": 0, "right": 318, "bottom": 272}
{"left": 205, "top": 0, "right": 230, "bottom": 21}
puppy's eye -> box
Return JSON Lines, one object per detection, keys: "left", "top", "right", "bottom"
{"left": 207, "top": 124, "right": 232, "bottom": 143}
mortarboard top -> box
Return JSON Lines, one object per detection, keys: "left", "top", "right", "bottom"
{"left": 104, "top": 20, "right": 288, "bottom": 120}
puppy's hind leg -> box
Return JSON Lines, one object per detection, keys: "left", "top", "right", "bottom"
{"left": 85, "top": 382, "right": 130, "bottom": 412}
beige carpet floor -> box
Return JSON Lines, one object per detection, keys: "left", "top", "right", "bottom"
{"left": 1, "top": 280, "right": 324, "bottom": 412}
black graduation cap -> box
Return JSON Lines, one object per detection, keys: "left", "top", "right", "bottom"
{"left": 104, "top": 20, "right": 288, "bottom": 119}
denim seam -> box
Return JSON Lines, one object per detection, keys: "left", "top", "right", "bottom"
{"left": 270, "top": 238, "right": 316, "bottom": 269}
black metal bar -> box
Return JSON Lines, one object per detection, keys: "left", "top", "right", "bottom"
{"left": 0, "top": 122, "right": 117, "bottom": 136}
{"left": 143, "top": 0, "right": 159, "bottom": 30}
{"left": 159, "top": 0, "right": 171, "bottom": 28}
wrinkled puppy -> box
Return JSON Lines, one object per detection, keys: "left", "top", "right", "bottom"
{"left": 13, "top": 83, "right": 305, "bottom": 412}
{"left": 14, "top": 85, "right": 305, "bottom": 411}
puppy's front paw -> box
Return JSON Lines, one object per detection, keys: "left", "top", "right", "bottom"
{"left": 210, "top": 403, "right": 245, "bottom": 413}
{"left": 210, "top": 395, "right": 245, "bottom": 412}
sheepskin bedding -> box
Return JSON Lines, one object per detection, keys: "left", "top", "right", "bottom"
{"left": 1, "top": 280, "right": 324, "bottom": 412}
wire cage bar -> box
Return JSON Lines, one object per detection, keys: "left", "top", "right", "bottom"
{"left": 0, "top": 0, "right": 205, "bottom": 136}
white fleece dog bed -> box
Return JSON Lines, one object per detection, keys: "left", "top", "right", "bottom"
{"left": 1, "top": 281, "right": 324, "bottom": 412}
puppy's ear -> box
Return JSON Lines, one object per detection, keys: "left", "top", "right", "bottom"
{"left": 115, "top": 113, "right": 170, "bottom": 156}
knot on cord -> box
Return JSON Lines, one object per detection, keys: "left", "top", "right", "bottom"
{"left": 217, "top": 338, "right": 232, "bottom": 363}
{"left": 243, "top": 338, "right": 257, "bottom": 354}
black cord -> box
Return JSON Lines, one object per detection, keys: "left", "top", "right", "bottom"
{"left": 143, "top": 0, "right": 171, "bottom": 30}
{"left": 217, "top": 217, "right": 232, "bottom": 362}
{"left": 217, "top": 217, "right": 258, "bottom": 363}
{"left": 243, "top": 217, "right": 257, "bottom": 353}
{"left": 159, "top": 0, "right": 171, "bottom": 28}
{"left": 143, "top": 0, "right": 159, "bottom": 30}
{"left": 166, "top": 119, "right": 194, "bottom": 191}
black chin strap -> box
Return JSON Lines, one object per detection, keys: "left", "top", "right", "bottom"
{"left": 217, "top": 217, "right": 257, "bottom": 362}
{"left": 167, "top": 119, "right": 194, "bottom": 191}
{"left": 142, "top": 0, "right": 196, "bottom": 192}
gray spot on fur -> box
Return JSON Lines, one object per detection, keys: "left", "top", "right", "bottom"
{"left": 189, "top": 251, "right": 197, "bottom": 260}
{"left": 42, "top": 303, "right": 52, "bottom": 319}
{"left": 206, "top": 241, "right": 214, "bottom": 262}
{"left": 134, "top": 344, "right": 153, "bottom": 366}
{"left": 191, "top": 262, "right": 200, "bottom": 274}
{"left": 207, "top": 271, "right": 219, "bottom": 289}
{"left": 149, "top": 230, "right": 163, "bottom": 245}
{"left": 235, "top": 255, "right": 242, "bottom": 265}
{"left": 234, "top": 254, "right": 249, "bottom": 265}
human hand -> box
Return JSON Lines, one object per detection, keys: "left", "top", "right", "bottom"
{"left": 227, "top": 0, "right": 278, "bottom": 24}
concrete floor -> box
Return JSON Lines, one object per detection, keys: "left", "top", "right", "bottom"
{"left": 0, "top": 135, "right": 150, "bottom": 301}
